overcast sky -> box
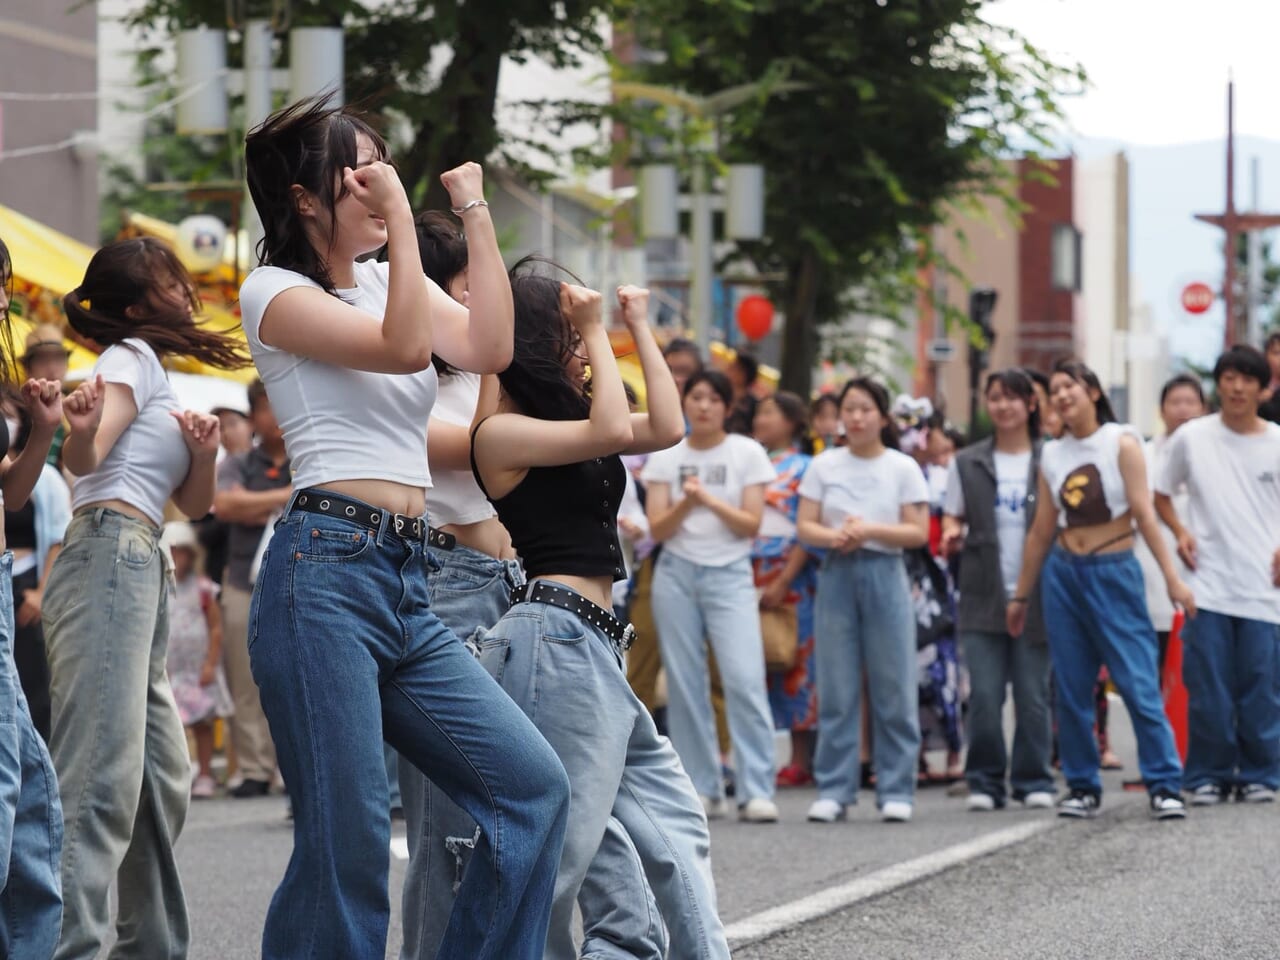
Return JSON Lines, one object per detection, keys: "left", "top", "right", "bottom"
{"left": 987, "top": 0, "right": 1279, "bottom": 146}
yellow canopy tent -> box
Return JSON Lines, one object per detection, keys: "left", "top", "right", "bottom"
{"left": 0, "top": 203, "right": 254, "bottom": 383}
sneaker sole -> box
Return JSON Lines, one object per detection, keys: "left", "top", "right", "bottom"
{"left": 1056, "top": 807, "right": 1098, "bottom": 819}
{"left": 1153, "top": 808, "right": 1187, "bottom": 820}
{"left": 1190, "top": 796, "right": 1222, "bottom": 807}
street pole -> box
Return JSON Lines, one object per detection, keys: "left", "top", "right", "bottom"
{"left": 1248, "top": 156, "right": 1264, "bottom": 347}
{"left": 689, "top": 155, "right": 715, "bottom": 360}
{"left": 243, "top": 19, "right": 274, "bottom": 261}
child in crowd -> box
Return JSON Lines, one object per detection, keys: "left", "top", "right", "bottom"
{"left": 162, "top": 521, "right": 234, "bottom": 799}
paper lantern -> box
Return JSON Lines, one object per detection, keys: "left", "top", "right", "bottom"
{"left": 736, "top": 294, "right": 774, "bottom": 341}
{"left": 176, "top": 27, "right": 228, "bottom": 135}
{"left": 175, "top": 215, "right": 228, "bottom": 275}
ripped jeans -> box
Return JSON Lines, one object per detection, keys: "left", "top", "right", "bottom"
{"left": 403, "top": 550, "right": 687, "bottom": 960}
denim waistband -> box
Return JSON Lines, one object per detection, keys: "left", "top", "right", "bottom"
{"left": 1049, "top": 545, "right": 1136, "bottom": 567}
{"left": 437, "top": 542, "right": 524, "bottom": 585}
{"left": 69, "top": 506, "right": 162, "bottom": 539}
{"left": 824, "top": 548, "right": 903, "bottom": 564}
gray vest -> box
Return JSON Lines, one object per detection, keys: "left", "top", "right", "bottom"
{"left": 953, "top": 437, "right": 1047, "bottom": 644}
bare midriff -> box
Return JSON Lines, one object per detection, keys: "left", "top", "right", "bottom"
{"left": 438, "top": 516, "right": 516, "bottom": 561}
{"left": 318, "top": 478, "right": 427, "bottom": 519}
{"left": 1057, "top": 511, "right": 1136, "bottom": 555}
{"left": 75, "top": 499, "right": 158, "bottom": 527}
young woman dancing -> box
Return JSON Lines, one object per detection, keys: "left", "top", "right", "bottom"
{"left": 240, "top": 98, "right": 569, "bottom": 959}
{"left": 1008, "top": 359, "right": 1192, "bottom": 820}
{"left": 470, "top": 264, "right": 730, "bottom": 960}
{"left": 0, "top": 235, "right": 68, "bottom": 959}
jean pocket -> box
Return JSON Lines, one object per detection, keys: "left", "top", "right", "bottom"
{"left": 120, "top": 527, "right": 157, "bottom": 568}
{"left": 295, "top": 526, "right": 373, "bottom": 563}
{"left": 540, "top": 608, "right": 587, "bottom": 645}
{"left": 476, "top": 635, "right": 511, "bottom": 683}
{"left": 437, "top": 565, "right": 501, "bottom": 597}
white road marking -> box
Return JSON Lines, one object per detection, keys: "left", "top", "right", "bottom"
{"left": 724, "top": 819, "right": 1056, "bottom": 949}
{"left": 390, "top": 836, "right": 409, "bottom": 861}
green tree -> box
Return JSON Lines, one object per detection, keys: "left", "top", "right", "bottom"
{"left": 121, "top": 1, "right": 613, "bottom": 211}
{"left": 606, "top": 0, "right": 1084, "bottom": 394}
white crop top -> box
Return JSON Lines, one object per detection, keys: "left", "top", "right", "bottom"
{"left": 426, "top": 371, "right": 495, "bottom": 527}
{"left": 238, "top": 261, "right": 439, "bottom": 493}
{"left": 72, "top": 339, "right": 190, "bottom": 527}
{"left": 1039, "top": 422, "right": 1141, "bottom": 528}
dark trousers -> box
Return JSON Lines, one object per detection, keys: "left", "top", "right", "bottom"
{"left": 12, "top": 566, "right": 50, "bottom": 741}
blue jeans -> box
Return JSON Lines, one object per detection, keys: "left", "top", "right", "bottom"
{"left": 0, "top": 552, "right": 63, "bottom": 960}
{"left": 250, "top": 499, "right": 570, "bottom": 960}
{"left": 1040, "top": 547, "right": 1182, "bottom": 796}
{"left": 1182, "top": 609, "right": 1280, "bottom": 790}
{"left": 813, "top": 550, "right": 920, "bottom": 807}
{"left": 650, "top": 553, "right": 777, "bottom": 803}
{"left": 399, "top": 544, "right": 524, "bottom": 960}
{"left": 44, "top": 510, "right": 190, "bottom": 960}
{"left": 479, "top": 587, "right": 729, "bottom": 960}
{"left": 961, "top": 630, "right": 1054, "bottom": 803}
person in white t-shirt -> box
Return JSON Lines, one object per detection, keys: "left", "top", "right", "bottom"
{"left": 1156, "top": 346, "right": 1280, "bottom": 805}
{"left": 796, "top": 377, "right": 930, "bottom": 824}
{"left": 1008, "top": 359, "right": 1193, "bottom": 822}
{"left": 942, "top": 369, "right": 1055, "bottom": 813}
{"left": 1136, "top": 374, "right": 1205, "bottom": 673}
{"left": 644, "top": 369, "right": 781, "bottom": 823}
{"left": 43, "top": 237, "right": 246, "bottom": 957}
{"left": 239, "top": 97, "right": 569, "bottom": 959}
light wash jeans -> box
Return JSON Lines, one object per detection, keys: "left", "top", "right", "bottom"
{"left": 650, "top": 552, "right": 777, "bottom": 804}
{"left": 0, "top": 551, "right": 63, "bottom": 960}
{"left": 43, "top": 509, "right": 191, "bottom": 960}
{"left": 813, "top": 550, "right": 920, "bottom": 808}
{"left": 1181, "top": 609, "right": 1280, "bottom": 791}
{"left": 250, "top": 498, "right": 570, "bottom": 960}
{"left": 1040, "top": 547, "right": 1182, "bottom": 797}
{"left": 961, "top": 630, "right": 1054, "bottom": 804}
{"left": 479, "top": 586, "right": 729, "bottom": 960}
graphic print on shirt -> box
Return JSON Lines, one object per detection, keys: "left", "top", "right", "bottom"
{"left": 681, "top": 463, "right": 727, "bottom": 486}
{"left": 1059, "top": 463, "right": 1110, "bottom": 527}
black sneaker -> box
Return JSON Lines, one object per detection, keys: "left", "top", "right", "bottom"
{"left": 229, "top": 778, "right": 270, "bottom": 799}
{"left": 1057, "top": 789, "right": 1101, "bottom": 819}
{"left": 1237, "top": 784, "right": 1277, "bottom": 804}
{"left": 1150, "top": 789, "right": 1187, "bottom": 820}
{"left": 1190, "top": 783, "right": 1226, "bottom": 806}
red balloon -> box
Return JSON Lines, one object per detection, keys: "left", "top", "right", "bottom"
{"left": 736, "top": 295, "right": 775, "bottom": 340}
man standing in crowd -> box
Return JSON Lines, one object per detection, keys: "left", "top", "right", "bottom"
{"left": 212, "top": 379, "right": 291, "bottom": 797}
{"left": 1156, "top": 345, "right": 1280, "bottom": 805}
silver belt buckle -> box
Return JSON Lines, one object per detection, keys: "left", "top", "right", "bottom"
{"left": 619, "top": 623, "right": 636, "bottom": 652}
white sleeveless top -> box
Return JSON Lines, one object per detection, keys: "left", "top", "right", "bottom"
{"left": 238, "top": 260, "right": 439, "bottom": 493}
{"left": 1039, "top": 422, "right": 1141, "bottom": 529}
{"left": 425, "top": 371, "right": 495, "bottom": 527}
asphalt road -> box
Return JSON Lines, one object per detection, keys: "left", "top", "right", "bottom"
{"left": 105, "top": 698, "right": 1279, "bottom": 959}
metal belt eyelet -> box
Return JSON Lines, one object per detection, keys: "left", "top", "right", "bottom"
{"left": 345, "top": 505, "right": 357, "bottom": 517}
{"left": 319, "top": 499, "right": 330, "bottom": 510}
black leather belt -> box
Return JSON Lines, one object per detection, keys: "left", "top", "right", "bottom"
{"left": 292, "top": 489, "right": 456, "bottom": 551}
{"left": 511, "top": 580, "right": 635, "bottom": 651}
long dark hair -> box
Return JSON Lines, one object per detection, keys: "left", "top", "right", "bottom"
{"left": 245, "top": 95, "right": 389, "bottom": 294}
{"left": 501, "top": 256, "right": 590, "bottom": 422}
{"left": 985, "top": 368, "right": 1041, "bottom": 441}
{"left": 62, "top": 238, "right": 247, "bottom": 369}
{"left": 837, "top": 377, "right": 900, "bottom": 449}
{"left": 1051, "top": 358, "right": 1116, "bottom": 428}
{"left": 0, "top": 236, "right": 16, "bottom": 385}
{"left": 416, "top": 211, "right": 469, "bottom": 378}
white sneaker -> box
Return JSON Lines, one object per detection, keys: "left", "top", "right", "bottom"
{"left": 806, "top": 798, "right": 847, "bottom": 823}
{"left": 191, "top": 775, "right": 217, "bottom": 800}
{"left": 739, "top": 798, "right": 780, "bottom": 823}
{"left": 1022, "top": 791, "right": 1055, "bottom": 810}
{"left": 881, "top": 801, "right": 913, "bottom": 822}
{"left": 966, "top": 793, "right": 997, "bottom": 812}
{"left": 700, "top": 795, "right": 728, "bottom": 820}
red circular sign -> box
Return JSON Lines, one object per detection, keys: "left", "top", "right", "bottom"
{"left": 1181, "top": 282, "right": 1214, "bottom": 314}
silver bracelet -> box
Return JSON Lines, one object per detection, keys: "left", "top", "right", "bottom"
{"left": 451, "top": 199, "right": 489, "bottom": 216}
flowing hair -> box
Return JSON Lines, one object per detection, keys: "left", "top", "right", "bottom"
{"left": 62, "top": 238, "right": 247, "bottom": 369}
{"left": 415, "top": 211, "right": 469, "bottom": 378}
{"left": 838, "top": 377, "right": 900, "bottom": 449}
{"left": 245, "top": 94, "right": 389, "bottom": 294}
{"left": 1051, "top": 358, "right": 1116, "bottom": 428}
{"left": 0, "top": 236, "right": 17, "bottom": 385}
{"left": 500, "top": 256, "right": 590, "bottom": 422}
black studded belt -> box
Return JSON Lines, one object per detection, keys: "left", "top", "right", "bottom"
{"left": 510, "top": 580, "right": 635, "bottom": 651}
{"left": 292, "top": 489, "right": 456, "bottom": 551}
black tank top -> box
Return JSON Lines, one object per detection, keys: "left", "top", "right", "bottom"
{"left": 4, "top": 497, "right": 36, "bottom": 551}
{"left": 471, "top": 420, "right": 627, "bottom": 582}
